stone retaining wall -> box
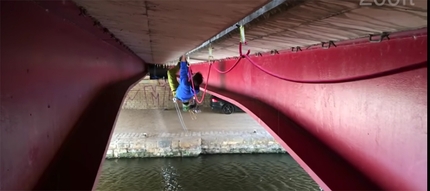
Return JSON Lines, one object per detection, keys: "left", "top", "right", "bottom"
{"left": 106, "top": 130, "right": 285, "bottom": 158}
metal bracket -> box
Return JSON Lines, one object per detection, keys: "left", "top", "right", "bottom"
{"left": 321, "top": 41, "right": 336, "bottom": 49}
{"left": 369, "top": 32, "right": 390, "bottom": 43}
{"left": 291, "top": 46, "right": 302, "bottom": 52}
{"left": 208, "top": 44, "right": 214, "bottom": 63}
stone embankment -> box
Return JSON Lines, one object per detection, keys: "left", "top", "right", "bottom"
{"left": 106, "top": 130, "right": 285, "bottom": 158}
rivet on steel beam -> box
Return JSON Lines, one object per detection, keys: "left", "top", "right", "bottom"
{"left": 369, "top": 32, "right": 390, "bottom": 43}
{"left": 93, "top": 21, "right": 101, "bottom": 27}
{"left": 270, "top": 50, "right": 279, "bottom": 55}
{"left": 291, "top": 46, "right": 302, "bottom": 52}
{"left": 321, "top": 41, "right": 336, "bottom": 49}
{"left": 78, "top": 7, "right": 87, "bottom": 16}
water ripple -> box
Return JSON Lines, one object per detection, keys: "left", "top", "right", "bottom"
{"left": 96, "top": 154, "right": 320, "bottom": 191}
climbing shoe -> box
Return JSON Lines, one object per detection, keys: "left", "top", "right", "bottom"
{"left": 182, "top": 104, "right": 190, "bottom": 111}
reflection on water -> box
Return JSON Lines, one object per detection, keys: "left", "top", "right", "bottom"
{"left": 162, "top": 164, "right": 182, "bottom": 191}
{"left": 96, "top": 154, "right": 320, "bottom": 191}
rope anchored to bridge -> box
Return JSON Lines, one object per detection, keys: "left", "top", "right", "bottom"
{"left": 178, "top": 26, "right": 423, "bottom": 131}
{"left": 194, "top": 25, "right": 424, "bottom": 84}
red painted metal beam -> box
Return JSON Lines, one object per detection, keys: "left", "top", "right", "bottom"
{"left": 1, "top": 1, "right": 146, "bottom": 190}
{"left": 192, "top": 30, "right": 427, "bottom": 191}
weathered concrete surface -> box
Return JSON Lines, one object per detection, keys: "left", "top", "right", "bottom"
{"left": 108, "top": 108, "right": 285, "bottom": 158}
{"left": 72, "top": 0, "right": 270, "bottom": 64}
{"left": 71, "top": 0, "right": 427, "bottom": 65}
{"left": 189, "top": 0, "right": 427, "bottom": 64}
{"left": 121, "top": 79, "right": 211, "bottom": 110}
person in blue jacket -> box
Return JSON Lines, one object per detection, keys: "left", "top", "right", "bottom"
{"left": 167, "top": 54, "right": 203, "bottom": 111}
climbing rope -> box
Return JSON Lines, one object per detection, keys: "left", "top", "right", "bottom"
{"left": 242, "top": 53, "right": 426, "bottom": 83}
{"left": 187, "top": 26, "right": 245, "bottom": 105}
{"left": 188, "top": 44, "right": 215, "bottom": 104}
{"left": 204, "top": 25, "right": 423, "bottom": 84}
{"left": 211, "top": 42, "right": 249, "bottom": 73}
{"left": 188, "top": 63, "right": 212, "bottom": 104}
{"left": 173, "top": 98, "right": 188, "bottom": 132}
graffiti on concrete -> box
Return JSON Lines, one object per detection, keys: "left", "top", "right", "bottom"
{"left": 124, "top": 79, "right": 173, "bottom": 109}
{"left": 142, "top": 79, "right": 172, "bottom": 108}
{"left": 123, "top": 79, "right": 210, "bottom": 109}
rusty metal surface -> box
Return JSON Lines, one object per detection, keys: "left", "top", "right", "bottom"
{"left": 73, "top": 0, "right": 270, "bottom": 64}
{"left": 189, "top": 0, "right": 427, "bottom": 63}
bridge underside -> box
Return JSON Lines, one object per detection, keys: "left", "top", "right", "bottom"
{"left": 1, "top": 0, "right": 427, "bottom": 191}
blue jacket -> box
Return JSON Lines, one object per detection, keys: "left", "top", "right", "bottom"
{"left": 176, "top": 61, "right": 199, "bottom": 101}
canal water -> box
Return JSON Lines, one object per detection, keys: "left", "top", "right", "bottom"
{"left": 96, "top": 154, "right": 320, "bottom": 191}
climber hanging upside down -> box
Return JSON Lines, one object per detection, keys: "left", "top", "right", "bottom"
{"left": 167, "top": 54, "right": 203, "bottom": 111}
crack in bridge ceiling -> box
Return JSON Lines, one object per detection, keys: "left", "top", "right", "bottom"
{"left": 72, "top": 0, "right": 270, "bottom": 64}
